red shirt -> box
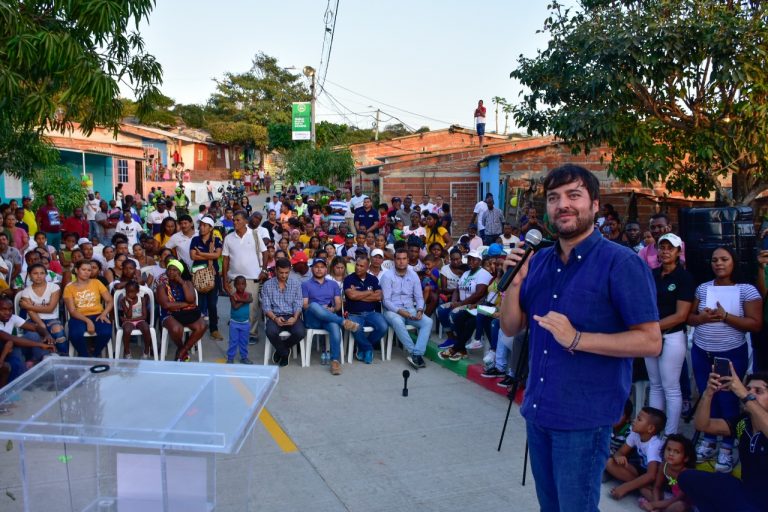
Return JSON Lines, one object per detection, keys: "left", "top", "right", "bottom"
{"left": 62, "top": 216, "right": 89, "bottom": 239}
{"left": 36, "top": 206, "right": 62, "bottom": 233}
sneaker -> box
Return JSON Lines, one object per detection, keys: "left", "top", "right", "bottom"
{"left": 696, "top": 441, "right": 717, "bottom": 462}
{"left": 330, "top": 360, "right": 342, "bottom": 375}
{"left": 437, "top": 349, "right": 452, "bottom": 361}
{"left": 342, "top": 319, "right": 360, "bottom": 332}
{"left": 414, "top": 355, "right": 426, "bottom": 368}
{"left": 364, "top": 350, "right": 374, "bottom": 364}
{"left": 465, "top": 338, "right": 483, "bottom": 350}
{"left": 210, "top": 331, "right": 224, "bottom": 341}
{"left": 438, "top": 338, "right": 455, "bottom": 350}
{"left": 449, "top": 351, "right": 467, "bottom": 362}
{"left": 481, "top": 367, "right": 506, "bottom": 378}
{"left": 203, "top": 315, "right": 209, "bottom": 323}
{"left": 355, "top": 351, "right": 365, "bottom": 362}
{"left": 240, "top": 358, "right": 254, "bottom": 365}
{"left": 248, "top": 336, "right": 258, "bottom": 345}
{"left": 483, "top": 350, "right": 496, "bottom": 366}
{"left": 226, "top": 358, "right": 234, "bottom": 364}
{"left": 406, "top": 354, "right": 419, "bottom": 369}
{"left": 498, "top": 375, "right": 515, "bottom": 387}
{"left": 279, "top": 355, "right": 289, "bottom": 367}
{"left": 715, "top": 448, "right": 734, "bottom": 473}
{"left": 271, "top": 352, "right": 280, "bottom": 365}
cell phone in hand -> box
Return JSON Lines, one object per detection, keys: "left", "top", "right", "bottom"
{"left": 714, "top": 357, "right": 731, "bottom": 377}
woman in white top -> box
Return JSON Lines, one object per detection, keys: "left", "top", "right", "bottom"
{"left": 437, "top": 250, "right": 492, "bottom": 361}
{"left": 328, "top": 256, "right": 346, "bottom": 291}
{"left": 18, "top": 263, "right": 66, "bottom": 354}
{"left": 686, "top": 246, "right": 762, "bottom": 471}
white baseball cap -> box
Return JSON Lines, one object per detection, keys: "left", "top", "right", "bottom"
{"left": 658, "top": 233, "right": 683, "bottom": 248}
{"left": 371, "top": 249, "right": 385, "bottom": 258}
{"left": 199, "top": 217, "right": 215, "bottom": 227}
{"left": 466, "top": 250, "right": 483, "bottom": 260}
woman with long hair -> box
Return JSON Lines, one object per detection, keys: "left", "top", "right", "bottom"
{"left": 687, "top": 245, "right": 763, "bottom": 471}
{"left": 154, "top": 217, "right": 177, "bottom": 249}
{"left": 63, "top": 259, "right": 113, "bottom": 357}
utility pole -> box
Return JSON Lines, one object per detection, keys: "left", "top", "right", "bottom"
{"left": 374, "top": 109, "right": 380, "bottom": 141}
{"left": 303, "top": 66, "right": 317, "bottom": 147}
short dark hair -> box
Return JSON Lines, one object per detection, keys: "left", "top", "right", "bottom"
{"left": 543, "top": 164, "right": 600, "bottom": 202}
{"left": 650, "top": 212, "right": 669, "bottom": 224}
{"left": 394, "top": 247, "right": 408, "bottom": 257}
{"left": 355, "top": 253, "right": 370, "bottom": 263}
{"left": 641, "top": 406, "right": 667, "bottom": 434}
{"left": 745, "top": 371, "right": 768, "bottom": 386}
{"left": 177, "top": 214, "right": 193, "bottom": 223}
{"left": 275, "top": 257, "right": 291, "bottom": 270}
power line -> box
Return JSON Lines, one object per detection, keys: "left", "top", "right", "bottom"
{"left": 323, "top": 79, "right": 454, "bottom": 126}
{"left": 317, "top": 0, "right": 340, "bottom": 95}
{"left": 318, "top": 0, "right": 340, "bottom": 94}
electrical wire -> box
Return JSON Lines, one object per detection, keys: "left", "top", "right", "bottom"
{"left": 318, "top": 0, "right": 340, "bottom": 94}
{"left": 323, "top": 79, "right": 454, "bottom": 126}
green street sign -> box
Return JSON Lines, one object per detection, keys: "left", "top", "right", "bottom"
{"left": 292, "top": 102, "right": 311, "bottom": 141}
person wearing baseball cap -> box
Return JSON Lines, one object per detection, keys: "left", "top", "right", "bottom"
{"left": 343, "top": 252, "right": 388, "bottom": 364}
{"left": 369, "top": 248, "right": 386, "bottom": 279}
{"left": 289, "top": 251, "right": 310, "bottom": 282}
{"left": 438, "top": 249, "right": 492, "bottom": 361}
{"left": 190, "top": 215, "right": 224, "bottom": 341}
{"left": 643, "top": 231, "right": 695, "bottom": 436}
{"left": 301, "top": 250, "right": 359, "bottom": 375}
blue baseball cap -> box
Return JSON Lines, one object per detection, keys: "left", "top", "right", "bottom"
{"left": 485, "top": 243, "right": 506, "bottom": 257}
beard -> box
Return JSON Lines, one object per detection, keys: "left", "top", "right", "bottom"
{"left": 552, "top": 208, "right": 595, "bottom": 240}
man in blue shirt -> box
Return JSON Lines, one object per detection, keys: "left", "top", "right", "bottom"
{"left": 302, "top": 258, "right": 359, "bottom": 375}
{"left": 262, "top": 258, "right": 305, "bottom": 367}
{"left": 500, "top": 164, "right": 661, "bottom": 512}
{"left": 380, "top": 248, "right": 433, "bottom": 369}
{"left": 343, "top": 254, "right": 388, "bottom": 364}
{"left": 354, "top": 197, "right": 379, "bottom": 235}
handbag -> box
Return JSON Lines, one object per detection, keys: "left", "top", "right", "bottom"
{"left": 192, "top": 238, "right": 216, "bottom": 293}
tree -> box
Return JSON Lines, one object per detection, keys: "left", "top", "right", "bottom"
{"left": 284, "top": 146, "right": 355, "bottom": 188}
{"left": 492, "top": 96, "right": 506, "bottom": 134}
{"left": 30, "top": 165, "right": 88, "bottom": 216}
{"left": 0, "top": 0, "right": 163, "bottom": 178}
{"left": 502, "top": 100, "right": 513, "bottom": 135}
{"left": 120, "top": 93, "right": 177, "bottom": 127}
{"left": 207, "top": 121, "right": 267, "bottom": 147}
{"left": 510, "top": 0, "right": 768, "bottom": 204}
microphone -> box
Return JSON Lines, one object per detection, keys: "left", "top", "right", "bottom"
{"left": 402, "top": 370, "right": 410, "bottom": 397}
{"left": 497, "top": 229, "right": 543, "bottom": 292}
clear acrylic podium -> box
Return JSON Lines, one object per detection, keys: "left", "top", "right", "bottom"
{"left": 0, "top": 357, "right": 278, "bottom": 511}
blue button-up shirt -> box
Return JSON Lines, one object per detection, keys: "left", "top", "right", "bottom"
{"left": 380, "top": 268, "right": 424, "bottom": 312}
{"left": 260, "top": 276, "right": 303, "bottom": 317}
{"left": 519, "top": 229, "right": 658, "bottom": 430}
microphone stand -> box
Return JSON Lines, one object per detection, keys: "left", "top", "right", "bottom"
{"left": 497, "top": 325, "right": 530, "bottom": 486}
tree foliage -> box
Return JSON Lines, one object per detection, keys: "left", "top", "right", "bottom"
{"left": 284, "top": 145, "right": 355, "bottom": 187}
{"left": 511, "top": 0, "right": 768, "bottom": 204}
{"left": 207, "top": 121, "right": 267, "bottom": 147}
{"left": 207, "top": 52, "right": 310, "bottom": 128}
{"left": 0, "top": 0, "right": 163, "bottom": 177}
{"left": 30, "top": 165, "right": 88, "bottom": 216}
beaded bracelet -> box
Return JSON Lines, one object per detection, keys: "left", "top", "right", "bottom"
{"left": 566, "top": 331, "right": 582, "bottom": 354}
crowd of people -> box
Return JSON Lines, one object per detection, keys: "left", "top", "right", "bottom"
{"left": 0, "top": 165, "right": 765, "bottom": 512}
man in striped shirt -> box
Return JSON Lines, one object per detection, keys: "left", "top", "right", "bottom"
{"left": 329, "top": 189, "right": 348, "bottom": 229}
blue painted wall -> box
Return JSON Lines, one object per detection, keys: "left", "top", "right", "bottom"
{"left": 0, "top": 175, "right": 32, "bottom": 201}
{"left": 480, "top": 155, "right": 501, "bottom": 204}
{"left": 60, "top": 151, "right": 115, "bottom": 201}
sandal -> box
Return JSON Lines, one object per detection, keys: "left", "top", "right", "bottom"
{"left": 449, "top": 351, "right": 468, "bottom": 362}
{"left": 438, "top": 349, "right": 454, "bottom": 360}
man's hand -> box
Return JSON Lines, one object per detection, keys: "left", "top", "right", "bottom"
{"left": 502, "top": 243, "right": 532, "bottom": 287}
{"left": 399, "top": 310, "right": 412, "bottom": 320}
{"left": 718, "top": 361, "right": 749, "bottom": 399}
{"left": 532, "top": 311, "right": 577, "bottom": 349}
{"left": 414, "top": 311, "right": 423, "bottom": 320}
{"left": 40, "top": 342, "right": 55, "bottom": 352}
{"left": 283, "top": 317, "right": 296, "bottom": 326}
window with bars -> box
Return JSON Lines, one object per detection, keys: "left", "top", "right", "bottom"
{"left": 117, "top": 159, "right": 129, "bottom": 183}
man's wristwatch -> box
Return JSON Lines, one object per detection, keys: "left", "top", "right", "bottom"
{"left": 741, "top": 393, "right": 757, "bottom": 405}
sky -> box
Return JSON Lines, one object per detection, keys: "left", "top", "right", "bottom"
{"left": 127, "top": 1, "right": 562, "bottom": 133}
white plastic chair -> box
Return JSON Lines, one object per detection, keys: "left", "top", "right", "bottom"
{"left": 345, "top": 326, "right": 387, "bottom": 363}
{"left": 113, "top": 286, "right": 158, "bottom": 360}
{"left": 263, "top": 324, "right": 305, "bottom": 367}
{"left": 386, "top": 324, "right": 416, "bottom": 361}
{"left": 159, "top": 289, "right": 203, "bottom": 362}
{"left": 64, "top": 305, "right": 114, "bottom": 359}
{"left": 304, "top": 327, "right": 337, "bottom": 367}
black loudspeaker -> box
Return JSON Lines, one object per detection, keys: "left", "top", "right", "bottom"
{"left": 678, "top": 207, "right": 757, "bottom": 285}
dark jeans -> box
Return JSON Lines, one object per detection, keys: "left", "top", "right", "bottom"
{"left": 347, "top": 311, "right": 388, "bottom": 353}
{"left": 265, "top": 317, "right": 305, "bottom": 357}
{"left": 678, "top": 470, "right": 764, "bottom": 512}
{"left": 691, "top": 343, "right": 749, "bottom": 446}
{"left": 69, "top": 314, "right": 112, "bottom": 357}
{"left": 475, "top": 314, "right": 495, "bottom": 349}
{"left": 450, "top": 309, "right": 476, "bottom": 352}
{"left": 527, "top": 422, "right": 611, "bottom": 512}
{"left": 197, "top": 274, "right": 220, "bottom": 333}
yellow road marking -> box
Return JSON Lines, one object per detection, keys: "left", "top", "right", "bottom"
{"left": 227, "top": 366, "right": 298, "bottom": 453}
